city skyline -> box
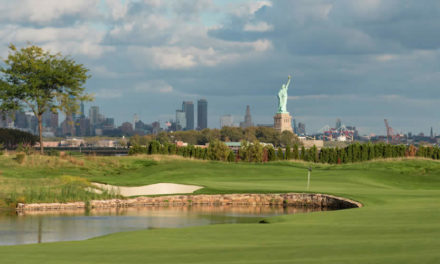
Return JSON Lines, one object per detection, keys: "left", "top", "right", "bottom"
{"left": 0, "top": 1, "right": 438, "bottom": 134}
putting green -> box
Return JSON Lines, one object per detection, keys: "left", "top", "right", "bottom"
{"left": 0, "top": 157, "right": 439, "bottom": 263}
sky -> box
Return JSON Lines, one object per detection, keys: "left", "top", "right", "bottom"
{"left": 0, "top": 0, "right": 439, "bottom": 135}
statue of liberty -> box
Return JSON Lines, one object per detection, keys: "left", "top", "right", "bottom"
{"left": 277, "top": 75, "right": 291, "bottom": 113}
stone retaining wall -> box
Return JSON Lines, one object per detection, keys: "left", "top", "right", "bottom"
{"left": 16, "top": 193, "right": 362, "bottom": 211}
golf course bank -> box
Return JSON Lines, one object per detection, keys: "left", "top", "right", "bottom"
{"left": 16, "top": 193, "right": 362, "bottom": 211}
{"left": 0, "top": 155, "right": 439, "bottom": 263}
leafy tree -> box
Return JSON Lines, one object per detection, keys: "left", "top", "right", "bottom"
{"left": 207, "top": 140, "right": 230, "bottom": 161}
{"left": 266, "top": 146, "right": 277, "bottom": 161}
{"left": 243, "top": 127, "right": 257, "bottom": 142}
{"left": 198, "top": 128, "right": 221, "bottom": 145}
{"left": 308, "top": 145, "right": 318, "bottom": 162}
{"left": 155, "top": 131, "right": 171, "bottom": 144}
{"left": 300, "top": 146, "right": 306, "bottom": 160}
{"left": 277, "top": 147, "right": 284, "bottom": 160}
{"left": 168, "top": 144, "right": 176, "bottom": 155}
{"left": 255, "top": 127, "right": 280, "bottom": 146}
{"left": 0, "top": 44, "right": 91, "bottom": 154}
{"left": 285, "top": 144, "right": 291, "bottom": 160}
{"left": 248, "top": 141, "right": 264, "bottom": 162}
{"left": 227, "top": 151, "right": 235, "bottom": 162}
{"left": 280, "top": 130, "right": 299, "bottom": 147}
{"left": 220, "top": 127, "right": 243, "bottom": 142}
{"left": 148, "top": 140, "right": 161, "bottom": 154}
{"left": 292, "top": 144, "right": 299, "bottom": 160}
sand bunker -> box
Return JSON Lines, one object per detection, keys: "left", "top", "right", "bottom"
{"left": 92, "top": 183, "right": 203, "bottom": 197}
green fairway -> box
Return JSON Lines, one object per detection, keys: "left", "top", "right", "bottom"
{"left": 0, "top": 155, "right": 439, "bottom": 263}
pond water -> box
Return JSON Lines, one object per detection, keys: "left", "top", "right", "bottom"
{"left": 0, "top": 205, "right": 326, "bottom": 246}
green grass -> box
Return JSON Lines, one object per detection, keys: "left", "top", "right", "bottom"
{"left": 0, "top": 155, "right": 439, "bottom": 263}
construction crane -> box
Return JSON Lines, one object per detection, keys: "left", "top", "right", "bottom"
{"left": 384, "top": 119, "right": 399, "bottom": 144}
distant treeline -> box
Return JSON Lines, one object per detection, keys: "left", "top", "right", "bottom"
{"left": 0, "top": 128, "right": 38, "bottom": 149}
{"left": 129, "top": 140, "right": 440, "bottom": 163}
{"left": 130, "top": 127, "right": 300, "bottom": 147}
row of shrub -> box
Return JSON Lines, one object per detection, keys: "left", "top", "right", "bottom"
{"left": 129, "top": 140, "right": 235, "bottom": 162}
{"left": 130, "top": 140, "right": 440, "bottom": 164}
{"left": 0, "top": 128, "right": 38, "bottom": 149}
{"left": 298, "top": 143, "right": 440, "bottom": 164}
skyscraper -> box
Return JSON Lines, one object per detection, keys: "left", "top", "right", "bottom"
{"left": 42, "top": 110, "right": 59, "bottom": 131}
{"left": 176, "top": 110, "right": 186, "bottom": 131}
{"left": 89, "top": 106, "right": 100, "bottom": 127}
{"left": 336, "top": 118, "right": 342, "bottom": 129}
{"left": 240, "top": 105, "right": 254, "bottom": 128}
{"left": 197, "top": 99, "right": 208, "bottom": 130}
{"left": 80, "top": 102, "right": 85, "bottom": 118}
{"left": 297, "top": 122, "right": 306, "bottom": 135}
{"left": 293, "top": 118, "right": 297, "bottom": 134}
{"left": 182, "top": 101, "right": 194, "bottom": 130}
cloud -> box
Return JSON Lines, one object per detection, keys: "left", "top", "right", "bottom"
{"left": 374, "top": 54, "right": 396, "bottom": 62}
{"left": 105, "top": 0, "right": 129, "bottom": 20}
{"left": 0, "top": 0, "right": 100, "bottom": 24}
{"left": 0, "top": 24, "right": 113, "bottom": 58}
{"left": 95, "top": 89, "right": 123, "bottom": 99}
{"left": 243, "top": 22, "right": 273, "bottom": 32}
{"left": 134, "top": 80, "right": 174, "bottom": 93}
{"left": 231, "top": 1, "right": 272, "bottom": 17}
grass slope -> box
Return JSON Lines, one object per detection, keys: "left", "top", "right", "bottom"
{"left": 0, "top": 155, "right": 439, "bottom": 263}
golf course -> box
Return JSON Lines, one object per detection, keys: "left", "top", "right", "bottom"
{"left": 0, "top": 154, "right": 439, "bottom": 263}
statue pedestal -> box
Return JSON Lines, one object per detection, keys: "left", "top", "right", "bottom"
{"left": 274, "top": 113, "right": 293, "bottom": 133}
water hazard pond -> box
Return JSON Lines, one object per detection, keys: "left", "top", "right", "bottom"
{"left": 0, "top": 205, "right": 326, "bottom": 246}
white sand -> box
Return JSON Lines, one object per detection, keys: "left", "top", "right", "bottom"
{"left": 91, "top": 183, "right": 203, "bottom": 197}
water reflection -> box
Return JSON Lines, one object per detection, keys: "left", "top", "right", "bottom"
{"left": 0, "top": 205, "right": 325, "bottom": 246}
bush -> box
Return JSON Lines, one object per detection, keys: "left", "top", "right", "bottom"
{"left": 227, "top": 151, "right": 235, "bottom": 162}
{"left": 46, "top": 149, "right": 60, "bottom": 156}
{"left": 128, "top": 145, "right": 148, "bottom": 155}
{"left": 15, "top": 153, "right": 26, "bottom": 164}
{"left": 0, "top": 128, "right": 38, "bottom": 149}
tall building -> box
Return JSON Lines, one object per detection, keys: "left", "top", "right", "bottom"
{"left": 293, "top": 118, "right": 297, "bottom": 134}
{"left": 75, "top": 117, "right": 90, "bottom": 137}
{"left": 152, "top": 121, "right": 161, "bottom": 135}
{"left": 182, "top": 101, "right": 194, "bottom": 130}
{"left": 176, "top": 110, "right": 186, "bottom": 131}
{"left": 197, "top": 99, "right": 208, "bottom": 130}
{"left": 240, "top": 105, "right": 254, "bottom": 128}
{"left": 220, "top": 115, "right": 234, "bottom": 128}
{"left": 297, "top": 122, "right": 306, "bottom": 135}
{"left": 61, "top": 114, "right": 75, "bottom": 136}
{"left": 42, "top": 110, "right": 58, "bottom": 131}
{"left": 431, "top": 127, "right": 434, "bottom": 138}
{"left": 133, "top": 114, "right": 139, "bottom": 127}
{"left": 89, "top": 106, "right": 100, "bottom": 127}
{"left": 80, "top": 102, "right": 85, "bottom": 118}
{"left": 0, "top": 111, "right": 13, "bottom": 128}
{"left": 335, "top": 118, "right": 342, "bottom": 129}
{"left": 14, "top": 111, "right": 27, "bottom": 129}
